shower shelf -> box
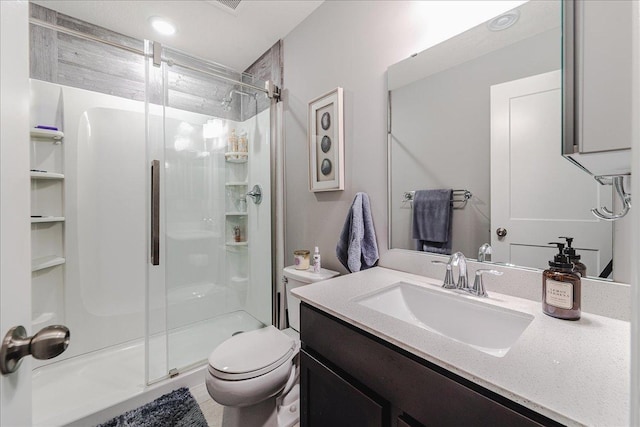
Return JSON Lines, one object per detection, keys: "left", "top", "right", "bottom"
{"left": 226, "top": 212, "right": 247, "bottom": 217}
{"left": 30, "top": 128, "right": 64, "bottom": 141}
{"left": 32, "top": 255, "right": 66, "bottom": 272}
{"left": 225, "top": 152, "right": 248, "bottom": 163}
{"left": 226, "top": 241, "right": 248, "bottom": 247}
{"left": 30, "top": 171, "right": 64, "bottom": 180}
{"left": 31, "top": 216, "right": 65, "bottom": 223}
{"left": 225, "top": 182, "right": 248, "bottom": 186}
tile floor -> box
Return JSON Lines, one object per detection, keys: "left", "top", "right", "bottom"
{"left": 190, "top": 383, "right": 301, "bottom": 427}
{"left": 190, "top": 383, "right": 224, "bottom": 427}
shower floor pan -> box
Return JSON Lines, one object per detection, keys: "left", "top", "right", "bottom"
{"left": 32, "top": 310, "right": 263, "bottom": 427}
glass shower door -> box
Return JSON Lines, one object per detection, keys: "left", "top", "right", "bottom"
{"left": 146, "top": 45, "right": 272, "bottom": 382}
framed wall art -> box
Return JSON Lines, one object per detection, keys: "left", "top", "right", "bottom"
{"left": 308, "top": 87, "right": 344, "bottom": 192}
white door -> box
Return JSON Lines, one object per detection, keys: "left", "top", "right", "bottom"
{"left": 490, "top": 70, "right": 612, "bottom": 276}
{"left": 1, "top": 1, "right": 33, "bottom": 425}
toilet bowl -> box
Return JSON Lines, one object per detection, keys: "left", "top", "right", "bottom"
{"left": 206, "top": 266, "right": 339, "bottom": 427}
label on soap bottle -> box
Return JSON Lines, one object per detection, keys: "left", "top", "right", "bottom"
{"left": 545, "top": 279, "right": 573, "bottom": 310}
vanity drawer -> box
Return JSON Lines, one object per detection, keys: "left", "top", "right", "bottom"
{"left": 300, "top": 303, "right": 560, "bottom": 427}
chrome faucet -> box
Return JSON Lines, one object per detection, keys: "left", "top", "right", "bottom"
{"left": 477, "top": 243, "right": 492, "bottom": 262}
{"left": 433, "top": 252, "right": 469, "bottom": 291}
{"left": 449, "top": 252, "right": 469, "bottom": 291}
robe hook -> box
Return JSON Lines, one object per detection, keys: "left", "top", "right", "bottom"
{"left": 591, "top": 174, "right": 631, "bottom": 221}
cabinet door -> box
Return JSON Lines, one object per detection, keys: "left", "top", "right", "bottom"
{"left": 578, "top": 0, "right": 632, "bottom": 154}
{"left": 300, "top": 350, "right": 388, "bottom": 427}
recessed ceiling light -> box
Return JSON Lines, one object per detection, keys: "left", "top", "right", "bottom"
{"left": 488, "top": 10, "right": 520, "bottom": 32}
{"left": 149, "top": 17, "right": 176, "bottom": 36}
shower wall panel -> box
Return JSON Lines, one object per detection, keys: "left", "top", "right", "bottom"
{"left": 242, "top": 40, "right": 282, "bottom": 120}
{"left": 31, "top": 80, "right": 147, "bottom": 365}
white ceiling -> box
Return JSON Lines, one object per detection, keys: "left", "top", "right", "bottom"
{"left": 31, "top": 0, "right": 323, "bottom": 71}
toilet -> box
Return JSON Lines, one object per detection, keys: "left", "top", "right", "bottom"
{"left": 206, "top": 266, "right": 339, "bottom": 427}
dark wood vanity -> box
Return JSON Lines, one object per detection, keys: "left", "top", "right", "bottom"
{"left": 299, "top": 303, "right": 563, "bottom": 427}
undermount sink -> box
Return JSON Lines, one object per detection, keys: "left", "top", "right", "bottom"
{"left": 354, "top": 282, "right": 533, "bottom": 357}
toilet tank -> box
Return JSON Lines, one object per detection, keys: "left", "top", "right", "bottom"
{"left": 284, "top": 266, "right": 339, "bottom": 331}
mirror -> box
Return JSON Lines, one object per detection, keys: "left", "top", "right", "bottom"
{"left": 387, "top": 0, "right": 615, "bottom": 280}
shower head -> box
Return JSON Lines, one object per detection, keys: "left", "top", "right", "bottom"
{"left": 220, "top": 94, "right": 233, "bottom": 112}
{"left": 220, "top": 89, "right": 257, "bottom": 112}
{"left": 220, "top": 88, "right": 235, "bottom": 111}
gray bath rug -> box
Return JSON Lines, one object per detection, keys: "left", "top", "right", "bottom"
{"left": 97, "top": 387, "right": 208, "bottom": 427}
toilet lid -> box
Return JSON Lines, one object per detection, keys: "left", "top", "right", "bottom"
{"left": 208, "top": 326, "right": 296, "bottom": 380}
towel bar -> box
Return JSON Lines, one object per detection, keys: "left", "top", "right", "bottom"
{"left": 402, "top": 189, "right": 471, "bottom": 205}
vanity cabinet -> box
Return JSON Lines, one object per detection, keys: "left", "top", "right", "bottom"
{"left": 300, "top": 303, "right": 561, "bottom": 427}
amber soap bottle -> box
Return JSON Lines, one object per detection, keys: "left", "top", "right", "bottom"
{"left": 542, "top": 242, "right": 581, "bottom": 320}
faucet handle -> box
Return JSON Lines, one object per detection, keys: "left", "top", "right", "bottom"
{"left": 471, "top": 269, "right": 503, "bottom": 297}
{"left": 431, "top": 260, "right": 456, "bottom": 289}
{"left": 477, "top": 243, "right": 492, "bottom": 262}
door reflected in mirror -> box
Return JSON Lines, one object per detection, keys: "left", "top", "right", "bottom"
{"left": 387, "top": 0, "right": 615, "bottom": 280}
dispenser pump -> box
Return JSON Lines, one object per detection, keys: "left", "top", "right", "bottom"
{"left": 559, "top": 236, "right": 586, "bottom": 277}
{"left": 559, "top": 236, "right": 580, "bottom": 260}
{"left": 548, "top": 242, "right": 573, "bottom": 269}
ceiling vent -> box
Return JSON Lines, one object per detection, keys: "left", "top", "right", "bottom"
{"left": 205, "top": 0, "right": 242, "bottom": 15}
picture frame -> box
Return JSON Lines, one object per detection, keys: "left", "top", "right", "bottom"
{"left": 308, "top": 87, "right": 344, "bottom": 192}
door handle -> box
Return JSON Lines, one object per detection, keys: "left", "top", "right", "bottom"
{"left": 496, "top": 227, "right": 508, "bottom": 238}
{"left": 151, "top": 160, "right": 160, "bottom": 265}
{"left": 246, "top": 184, "right": 262, "bottom": 205}
{"left": 0, "top": 325, "right": 70, "bottom": 375}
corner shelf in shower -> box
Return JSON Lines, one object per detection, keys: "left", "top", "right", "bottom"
{"left": 31, "top": 216, "right": 65, "bottom": 223}
{"left": 30, "top": 117, "right": 65, "bottom": 353}
{"left": 30, "top": 171, "right": 65, "bottom": 180}
{"left": 31, "top": 256, "right": 66, "bottom": 272}
{"left": 225, "top": 182, "right": 248, "bottom": 186}
{"left": 30, "top": 128, "right": 64, "bottom": 141}
{"left": 225, "top": 212, "right": 248, "bottom": 216}
{"left": 225, "top": 152, "right": 248, "bottom": 163}
{"left": 226, "top": 241, "right": 248, "bottom": 247}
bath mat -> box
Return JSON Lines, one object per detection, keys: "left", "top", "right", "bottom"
{"left": 97, "top": 387, "right": 208, "bottom": 427}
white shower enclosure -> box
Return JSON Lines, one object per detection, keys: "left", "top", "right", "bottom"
{"left": 29, "top": 41, "right": 274, "bottom": 426}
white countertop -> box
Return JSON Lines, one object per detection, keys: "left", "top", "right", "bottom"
{"left": 292, "top": 267, "right": 629, "bottom": 427}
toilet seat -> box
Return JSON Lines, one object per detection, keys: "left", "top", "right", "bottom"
{"left": 209, "top": 326, "right": 296, "bottom": 381}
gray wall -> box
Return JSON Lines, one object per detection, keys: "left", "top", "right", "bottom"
{"left": 282, "top": 1, "right": 631, "bottom": 283}
{"left": 282, "top": 1, "right": 426, "bottom": 273}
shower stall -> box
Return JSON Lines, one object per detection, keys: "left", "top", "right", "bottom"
{"left": 28, "top": 12, "right": 280, "bottom": 426}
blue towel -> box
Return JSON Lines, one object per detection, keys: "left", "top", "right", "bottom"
{"left": 412, "top": 189, "right": 453, "bottom": 255}
{"left": 336, "top": 192, "right": 379, "bottom": 273}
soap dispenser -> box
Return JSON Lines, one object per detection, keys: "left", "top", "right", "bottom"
{"left": 542, "top": 242, "right": 581, "bottom": 320}
{"left": 559, "top": 236, "right": 587, "bottom": 277}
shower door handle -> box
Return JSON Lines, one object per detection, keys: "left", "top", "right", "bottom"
{"left": 0, "top": 325, "right": 70, "bottom": 375}
{"left": 151, "top": 160, "right": 160, "bottom": 265}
